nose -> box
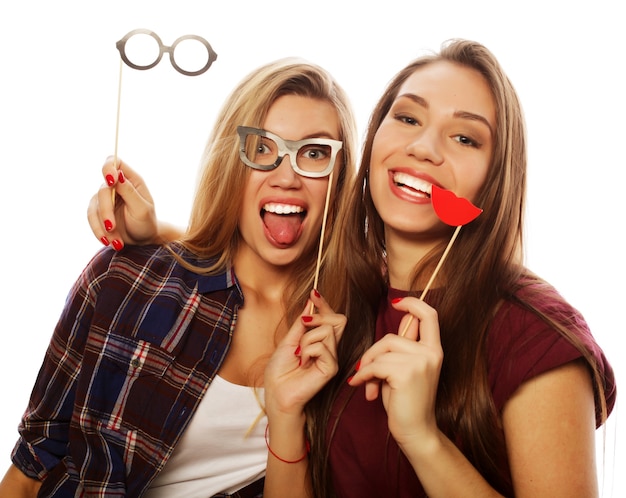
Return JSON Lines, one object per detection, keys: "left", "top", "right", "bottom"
{"left": 268, "top": 154, "right": 302, "bottom": 188}
{"left": 405, "top": 128, "right": 444, "bottom": 166}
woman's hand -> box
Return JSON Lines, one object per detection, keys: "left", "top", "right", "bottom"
{"left": 348, "top": 296, "right": 443, "bottom": 449}
{"left": 264, "top": 289, "right": 345, "bottom": 419}
{"left": 87, "top": 157, "right": 158, "bottom": 250}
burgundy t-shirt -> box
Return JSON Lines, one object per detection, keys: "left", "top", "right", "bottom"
{"left": 327, "top": 285, "right": 616, "bottom": 498}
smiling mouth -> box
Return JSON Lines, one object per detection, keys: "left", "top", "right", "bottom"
{"left": 393, "top": 172, "right": 432, "bottom": 197}
{"left": 261, "top": 203, "right": 306, "bottom": 245}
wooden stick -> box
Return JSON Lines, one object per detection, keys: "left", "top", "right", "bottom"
{"left": 308, "top": 170, "right": 334, "bottom": 315}
{"left": 399, "top": 224, "right": 462, "bottom": 337}
{"left": 112, "top": 59, "right": 123, "bottom": 205}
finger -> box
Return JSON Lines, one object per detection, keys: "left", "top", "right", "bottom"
{"left": 102, "top": 156, "right": 121, "bottom": 188}
{"left": 397, "top": 312, "right": 419, "bottom": 342}
{"left": 87, "top": 191, "right": 109, "bottom": 245}
{"left": 94, "top": 183, "right": 118, "bottom": 232}
{"left": 283, "top": 312, "right": 309, "bottom": 350}
{"left": 303, "top": 290, "right": 346, "bottom": 341}
{"left": 308, "top": 289, "right": 330, "bottom": 312}
{"left": 300, "top": 317, "right": 343, "bottom": 360}
{"left": 391, "top": 297, "right": 441, "bottom": 347}
{"left": 364, "top": 379, "right": 381, "bottom": 401}
{"left": 113, "top": 172, "right": 154, "bottom": 224}
{"left": 349, "top": 350, "right": 404, "bottom": 391}
{"left": 301, "top": 312, "right": 346, "bottom": 343}
{"left": 298, "top": 324, "right": 339, "bottom": 364}
{"left": 298, "top": 340, "right": 339, "bottom": 377}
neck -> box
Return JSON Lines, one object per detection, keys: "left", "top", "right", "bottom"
{"left": 384, "top": 227, "right": 443, "bottom": 291}
{"left": 233, "top": 245, "right": 293, "bottom": 305}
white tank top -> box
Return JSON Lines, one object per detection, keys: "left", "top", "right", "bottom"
{"left": 144, "top": 375, "right": 267, "bottom": 497}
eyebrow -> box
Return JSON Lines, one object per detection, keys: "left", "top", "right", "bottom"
{"left": 396, "top": 93, "right": 494, "bottom": 136}
{"left": 267, "top": 129, "right": 339, "bottom": 141}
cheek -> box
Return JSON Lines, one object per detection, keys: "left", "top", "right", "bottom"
{"left": 240, "top": 177, "right": 262, "bottom": 216}
{"left": 307, "top": 178, "right": 332, "bottom": 215}
{"left": 367, "top": 168, "right": 386, "bottom": 213}
{"left": 369, "top": 133, "right": 387, "bottom": 167}
{"left": 470, "top": 163, "right": 490, "bottom": 201}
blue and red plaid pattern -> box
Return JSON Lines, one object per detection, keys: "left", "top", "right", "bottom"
{"left": 12, "top": 244, "right": 243, "bottom": 496}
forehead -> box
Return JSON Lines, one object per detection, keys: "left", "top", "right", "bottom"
{"left": 263, "top": 94, "right": 341, "bottom": 141}
{"left": 397, "top": 61, "right": 496, "bottom": 125}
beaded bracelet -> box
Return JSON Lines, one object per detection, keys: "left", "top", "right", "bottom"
{"left": 264, "top": 424, "right": 310, "bottom": 464}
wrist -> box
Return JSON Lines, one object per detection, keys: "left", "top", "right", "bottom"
{"left": 265, "top": 422, "right": 310, "bottom": 464}
{"left": 397, "top": 428, "right": 446, "bottom": 464}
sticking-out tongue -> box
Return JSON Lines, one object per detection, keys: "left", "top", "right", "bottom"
{"left": 263, "top": 212, "right": 303, "bottom": 245}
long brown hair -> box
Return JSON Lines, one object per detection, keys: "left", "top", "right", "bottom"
{"left": 310, "top": 39, "right": 609, "bottom": 496}
{"left": 173, "top": 58, "right": 358, "bottom": 325}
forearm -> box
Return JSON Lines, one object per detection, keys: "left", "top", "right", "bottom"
{"left": 401, "top": 431, "right": 504, "bottom": 498}
{"left": 262, "top": 414, "right": 312, "bottom": 498}
{"left": 0, "top": 464, "right": 42, "bottom": 498}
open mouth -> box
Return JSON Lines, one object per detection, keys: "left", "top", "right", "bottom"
{"left": 393, "top": 172, "right": 432, "bottom": 198}
{"left": 261, "top": 202, "right": 306, "bottom": 246}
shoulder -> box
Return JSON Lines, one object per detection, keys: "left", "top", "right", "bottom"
{"left": 487, "top": 277, "right": 615, "bottom": 417}
{"left": 489, "top": 278, "right": 588, "bottom": 360}
{"left": 102, "top": 243, "right": 238, "bottom": 293}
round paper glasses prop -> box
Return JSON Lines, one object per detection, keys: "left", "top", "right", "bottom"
{"left": 111, "top": 29, "right": 217, "bottom": 204}
{"left": 399, "top": 186, "right": 482, "bottom": 337}
{"left": 116, "top": 28, "right": 217, "bottom": 76}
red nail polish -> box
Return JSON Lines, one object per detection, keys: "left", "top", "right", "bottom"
{"left": 355, "top": 360, "right": 361, "bottom": 371}
{"left": 302, "top": 315, "right": 313, "bottom": 323}
{"left": 100, "top": 236, "right": 110, "bottom": 246}
{"left": 104, "top": 220, "right": 113, "bottom": 232}
{"left": 294, "top": 345, "right": 301, "bottom": 356}
{"left": 118, "top": 171, "right": 125, "bottom": 184}
{"left": 391, "top": 297, "right": 403, "bottom": 304}
{"left": 105, "top": 174, "right": 115, "bottom": 186}
{"left": 111, "top": 239, "right": 123, "bottom": 251}
{"left": 313, "top": 289, "right": 321, "bottom": 298}
{"left": 347, "top": 376, "right": 354, "bottom": 384}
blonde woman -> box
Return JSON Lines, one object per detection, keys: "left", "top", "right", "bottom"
{"left": 0, "top": 58, "right": 357, "bottom": 498}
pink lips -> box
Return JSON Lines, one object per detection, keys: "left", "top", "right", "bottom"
{"left": 389, "top": 170, "right": 435, "bottom": 204}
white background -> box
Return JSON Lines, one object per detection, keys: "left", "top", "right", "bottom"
{"left": 0, "top": 0, "right": 623, "bottom": 495}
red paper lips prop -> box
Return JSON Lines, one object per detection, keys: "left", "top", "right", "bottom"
{"left": 400, "top": 185, "right": 483, "bottom": 337}
{"left": 431, "top": 185, "right": 483, "bottom": 226}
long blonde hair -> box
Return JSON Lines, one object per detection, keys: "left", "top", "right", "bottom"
{"left": 175, "top": 58, "right": 358, "bottom": 324}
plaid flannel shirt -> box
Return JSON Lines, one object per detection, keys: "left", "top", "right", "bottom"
{"left": 11, "top": 244, "right": 243, "bottom": 497}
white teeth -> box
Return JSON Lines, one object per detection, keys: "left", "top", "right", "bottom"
{"left": 263, "top": 203, "right": 304, "bottom": 214}
{"left": 393, "top": 172, "right": 432, "bottom": 196}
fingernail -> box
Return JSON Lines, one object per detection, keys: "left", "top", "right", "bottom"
{"left": 347, "top": 376, "right": 353, "bottom": 384}
{"left": 100, "top": 236, "right": 110, "bottom": 246}
{"left": 111, "top": 239, "right": 123, "bottom": 251}
{"left": 294, "top": 345, "right": 301, "bottom": 356}
{"left": 391, "top": 297, "right": 403, "bottom": 304}
{"left": 104, "top": 220, "right": 113, "bottom": 232}
{"left": 302, "top": 315, "right": 313, "bottom": 323}
{"left": 313, "top": 289, "right": 321, "bottom": 298}
{"left": 355, "top": 360, "right": 361, "bottom": 371}
{"left": 118, "top": 171, "right": 125, "bottom": 184}
{"left": 105, "top": 174, "right": 115, "bottom": 186}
